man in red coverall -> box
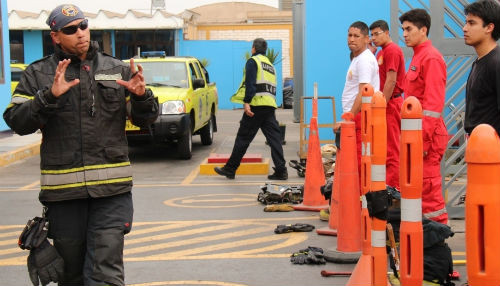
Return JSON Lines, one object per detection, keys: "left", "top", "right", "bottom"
{"left": 369, "top": 20, "right": 405, "bottom": 193}
{"left": 400, "top": 9, "right": 448, "bottom": 224}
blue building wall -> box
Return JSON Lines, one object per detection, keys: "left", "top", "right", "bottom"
{"left": 0, "top": 0, "right": 11, "bottom": 131}
{"left": 304, "top": 0, "right": 390, "bottom": 139}
{"left": 23, "top": 30, "right": 43, "bottom": 64}
{"left": 179, "top": 39, "right": 283, "bottom": 110}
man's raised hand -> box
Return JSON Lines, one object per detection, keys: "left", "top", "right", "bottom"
{"left": 116, "top": 58, "right": 146, "bottom": 96}
{"left": 51, "top": 59, "right": 80, "bottom": 98}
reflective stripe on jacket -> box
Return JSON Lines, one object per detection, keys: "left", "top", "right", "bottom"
{"left": 231, "top": 54, "right": 277, "bottom": 107}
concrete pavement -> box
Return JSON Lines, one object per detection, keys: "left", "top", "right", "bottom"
{"left": 0, "top": 130, "right": 41, "bottom": 167}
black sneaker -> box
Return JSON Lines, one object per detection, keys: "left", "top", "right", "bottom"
{"left": 214, "top": 166, "right": 235, "bottom": 179}
{"left": 268, "top": 167, "right": 288, "bottom": 180}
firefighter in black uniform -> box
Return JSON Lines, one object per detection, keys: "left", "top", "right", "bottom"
{"left": 3, "top": 4, "right": 158, "bottom": 286}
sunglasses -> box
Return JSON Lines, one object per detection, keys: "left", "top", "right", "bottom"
{"left": 59, "top": 19, "right": 88, "bottom": 35}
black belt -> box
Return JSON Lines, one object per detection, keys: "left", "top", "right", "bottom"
{"left": 391, "top": 94, "right": 401, "bottom": 99}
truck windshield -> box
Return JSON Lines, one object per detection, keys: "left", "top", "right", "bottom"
{"left": 139, "top": 61, "right": 189, "bottom": 88}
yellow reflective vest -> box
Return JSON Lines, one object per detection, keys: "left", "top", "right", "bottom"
{"left": 231, "top": 54, "right": 277, "bottom": 108}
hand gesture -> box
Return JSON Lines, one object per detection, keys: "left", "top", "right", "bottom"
{"left": 116, "top": 58, "right": 146, "bottom": 96}
{"left": 51, "top": 59, "right": 80, "bottom": 98}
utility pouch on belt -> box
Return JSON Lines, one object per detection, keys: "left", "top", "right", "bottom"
{"left": 19, "top": 216, "right": 49, "bottom": 250}
{"left": 365, "top": 189, "right": 389, "bottom": 220}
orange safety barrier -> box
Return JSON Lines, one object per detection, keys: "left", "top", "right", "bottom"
{"left": 293, "top": 116, "right": 329, "bottom": 211}
{"left": 316, "top": 149, "right": 339, "bottom": 235}
{"left": 323, "top": 112, "right": 362, "bottom": 263}
{"left": 370, "top": 91, "right": 388, "bottom": 286}
{"left": 346, "top": 85, "right": 374, "bottom": 285}
{"left": 399, "top": 96, "right": 423, "bottom": 286}
{"left": 337, "top": 112, "right": 362, "bottom": 252}
{"left": 465, "top": 124, "right": 500, "bottom": 286}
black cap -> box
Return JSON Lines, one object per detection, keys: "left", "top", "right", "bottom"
{"left": 46, "top": 4, "right": 85, "bottom": 31}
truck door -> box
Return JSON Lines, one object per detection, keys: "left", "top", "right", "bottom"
{"left": 189, "top": 62, "right": 205, "bottom": 130}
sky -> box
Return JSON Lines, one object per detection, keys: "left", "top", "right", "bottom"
{"left": 7, "top": 0, "right": 279, "bottom": 14}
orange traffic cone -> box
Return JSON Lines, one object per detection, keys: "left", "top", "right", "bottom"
{"left": 324, "top": 112, "right": 361, "bottom": 263}
{"left": 399, "top": 96, "right": 424, "bottom": 286}
{"left": 346, "top": 85, "right": 374, "bottom": 285}
{"left": 465, "top": 124, "right": 500, "bottom": 286}
{"left": 316, "top": 148, "right": 340, "bottom": 236}
{"left": 293, "top": 116, "right": 329, "bottom": 211}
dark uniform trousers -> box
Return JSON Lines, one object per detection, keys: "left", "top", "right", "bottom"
{"left": 45, "top": 192, "right": 133, "bottom": 286}
{"left": 226, "top": 105, "right": 286, "bottom": 172}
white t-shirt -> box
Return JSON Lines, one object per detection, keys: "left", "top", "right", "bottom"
{"left": 341, "top": 49, "right": 380, "bottom": 113}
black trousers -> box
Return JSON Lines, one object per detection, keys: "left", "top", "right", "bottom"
{"left": 45, "top": 192, "right": 133, "bottom": 286}
{"left": 226, "top": 106, "right": 286, "bottom": 172}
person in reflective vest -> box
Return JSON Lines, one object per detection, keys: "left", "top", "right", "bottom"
{"left": 400, "top": 9, "right": 448, "bottom": 224}
{"left": 214, "top": 38, "right": 287, "bottom": 180}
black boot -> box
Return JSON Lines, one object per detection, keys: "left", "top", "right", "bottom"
{"left": 268, "top": 167, "right": 288, "bottom": 180}
{"left": 214, "top": 166, "right": 235, "bottom": 179}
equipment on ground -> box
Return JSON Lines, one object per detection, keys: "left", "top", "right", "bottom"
{"left": 275, "top": 223, "right": 315, "bottom": 234}
{"left": 257, "top": 183, "right": 303, "bottom": 205}
{"left": 290, "top": 246, "right": 326, "bottom": 265}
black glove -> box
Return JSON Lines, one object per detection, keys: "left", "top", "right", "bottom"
{"left": 27, "top": 239, "right": 64, "bottom": 286}
{"left": 291, "top": 223, "right": 315, "bottom": 232}
{"left": 290, "top": 252, "right": 308, "bottom": 264}
{"left": 275, "top": 223, "right": 315, "bottom": 234}
{"left": 275, "top": 224, "right": 294, "bottom": 234}
{"left": 306, "top": 250, "right": 326, "bottom": 264}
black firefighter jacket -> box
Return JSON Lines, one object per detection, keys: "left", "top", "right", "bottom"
{"left": 3, "top": 42, "right": 159, "bottom": 202}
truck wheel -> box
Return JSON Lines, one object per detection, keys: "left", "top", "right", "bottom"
{"left": 200, "top": 115, "right": 214, "bottom": 145}
{"left": 178, "top": 121, "right": 192, "bottom": 160}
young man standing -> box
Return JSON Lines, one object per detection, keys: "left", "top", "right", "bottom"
{"left": 400, "top": 9, "right": 448, "bottom": 224}
{"left": 463, "top": 0, "right": 500, "bottom": 136}
{"left": 336, "top": 21, "right": 380, "bottom": 176}
{"left": 369, "top": 20, "right": 405, "bottom": 193}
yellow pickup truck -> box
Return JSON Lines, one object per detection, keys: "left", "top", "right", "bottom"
{"left": 125, "top": 53, "right": 218, "bottom": 159}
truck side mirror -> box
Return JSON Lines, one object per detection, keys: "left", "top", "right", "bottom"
{"left": 193, "top": 78, "right": 205, "bottom": 90}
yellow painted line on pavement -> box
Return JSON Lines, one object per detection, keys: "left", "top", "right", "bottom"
{"left": 129, "top": 281, "right": 248, "bottom": 286}
{"left": 181, "top": 198, "right": 256, "bottom": 203}
{"left": 164, "top": 194, "right": 258, "bottom": 208}
{"left": 0, "top": 225, "right": 23, "bottom": 230}
{"left": 130, "top": 232, "right": 306, "bottom": 261}
{"left": 0, "top": 181, "right": 304, "bottom": 192}
{"left": 148, "top": 234, "right": 288, "bottom": 258}
{"left": 180, "top": 147, "right": 217, "bottom": 186}
{"left": 0, "top": 230, "right": 19, "bottom": 238}
{"left": 125, "top": 225, "right": 269, "bottom": 255}
{"left": 126, "top": 223, "right": 240, "bottom": 247}
{"left": 131, "top": 217, "right": 316, "bottom": 225}
{"left": 127, "top": 222, "right": 203, "bottom": 237}
{"left": 180, "top": 166, "right": 200, "bottom": 186}
{"left": 20, "top": 180, "right": 39, "bottom": 190}
{"left": 452, "top": 251, "right": 465, "bottom": 255}
{"left": 0, "top": 247, "right": 23, "bottom": 256}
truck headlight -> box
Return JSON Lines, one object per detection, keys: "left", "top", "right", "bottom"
{"left": 161, "top": 101, "right": 186, "bottom": 114}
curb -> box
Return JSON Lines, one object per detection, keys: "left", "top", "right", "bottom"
{"left": 0, "top": 141, "right": 41, "bottom": 167}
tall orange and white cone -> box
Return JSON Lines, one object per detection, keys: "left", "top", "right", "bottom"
{"left": 370, "top": 91, "right": 388, "bottom": 286}
{"left": 399, "top": 96, "right": 423, "bottom": 286}
{"left": 346, "top": 85, "right": 374, "bottom": 285}
{"left": 465, "top": 124, "right": 500, "bottom": 286}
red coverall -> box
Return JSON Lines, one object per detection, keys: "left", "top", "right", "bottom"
{"left": 377, "top": 42, "right": 405, "bottom": 190}
{"left": 404, "top": 40, "right": 448, "bottom": 224}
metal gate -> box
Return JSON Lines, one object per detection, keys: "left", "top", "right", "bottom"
{"left": 391, "top": 0, "right": 475, "bottom": 218}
